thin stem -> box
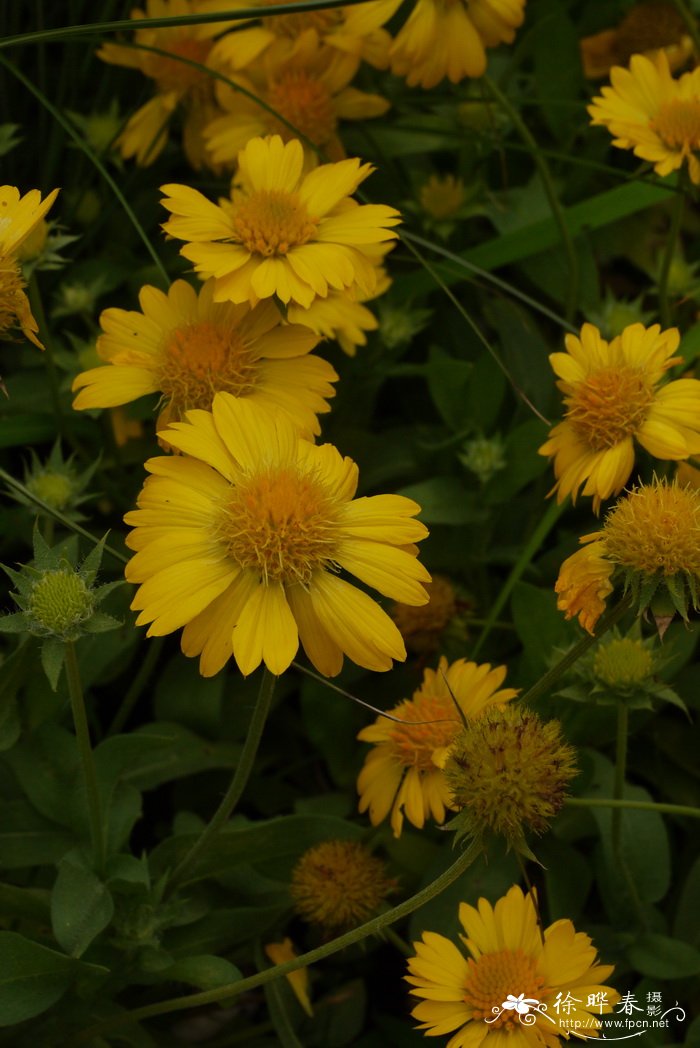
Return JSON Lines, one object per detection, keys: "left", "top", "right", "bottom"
{"left": 518, "top": 595, "right": 633, "bottom": 706}
{"left": 612, "top": 702, "right": 629, "bottom": 854}
{"left": 107, "top": 636, "right": 164, "bottom": 736}
{"left": 381, "top": 924, "right": 413, "bottom": 957}
{"left": 472, "top": 498, "right": 565, "bottom": 658}
{"left": 657, "top": 175, "right": 686, "bottom": 328}
{"left": 164, "top": 668, "right": 277, "bottom": 897}
{"left": 484, "top": 74, "right": 579, "bottom": 323}
{"left": 74, "top": 838, "right": 483, "bottom": 1044}
{"left": 566, "top": 797, "right": 700, "bottom": 818}
{"left": 64, "top": 642, "right": 105, "bottom": 874}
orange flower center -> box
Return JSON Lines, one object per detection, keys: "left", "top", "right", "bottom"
{"left": 267, "top": 72, "right": 337, "bottom": 146}
{"left": 602, "top": 482, "right": 700, "bottom": 576}
{"left": 218, "top": 466, "right": 339, "bottom": 583}
{"left": 262, "top": 0, "right": 342, "bottom": 37}
{"left": 158, "top": 321, "right": 257, "bottom": 418}
{"left": 233, "top": 191, "right": 318, "bottom": 257}
{"left": 567, "top": 365, "right": 654, "bottom": 450}
{"left": 149, "top": 35, "right": 213, "bottom": 95}
{"left": 650, "top": 98, "right": 700, "bottom": 153}
{"left": 389, "top": 691, "right": 463, "bottom": 770}
{"left": 463, "top": 949, "right": 546, "bottom": 1027}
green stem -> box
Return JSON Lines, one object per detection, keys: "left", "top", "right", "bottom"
{"left": 484, "top": 74, "right": 579, "bottom": 323}
{"left": 612, "top": 702, "right": 629, "bottom": 854}
{"left": 670, "top": 0, "right": 700, "bottom": 56}
{"left": 74, "top": 838, "right": 483, "bottom": 1044}
{"left": 566, "top": 797, "right": 700, "bottom": 819}
{"left": 657, "top": 173, "right": 686, "bottom": 328}
{"left": 518, "top": 595, "right": 633, "bottom": 705}
{"left": 164, "top": 668, "right": 277, "bottom": 897}
{"left": 472, "top": 498, "right": 566, "bottom": 658}
{"left": 381, "top": 924, "right": 413, "bottom": 957}
{"left": 64, "top": 642, "right": 105, "bottom": 875}
{"left": 107, "top": 637, "right": 164, "bottom": 736}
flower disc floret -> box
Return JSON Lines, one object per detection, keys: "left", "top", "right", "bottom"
{"left": 290, "top": 839, "right": 396, "bottom": 933}
{"left": 603, "top": 480, "right": 700, "bottom": 576}
{"left": 160, "top": 135, "right": 401, "bottom": 308}
{"left": 124, "top": 395, "right": 429, "bottom": 678}
{"left": 593, "top": 637, "right": 654, "bottom": 687}
{"left": 28, "top": 570, "right": 94, "bottom": 639}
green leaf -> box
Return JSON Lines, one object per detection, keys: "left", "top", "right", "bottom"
{"left": 0, "top": 931, "right": 76, "bottom": 1025}
{"left": 152, "top": 954, "right": 242, "bottom": 991}
{"left": 51, "top": 855, "right": 114, "bottom": 957}
{"left": 511, "top": 582, "right": 572, "bottom": 676}
{"left": 627, "top": 934, "right": 700, "bottom": 979}
{"left": 465, "top": 352, "right": 506, "bottom": 431}
{"left": 0, "top": 414, "right": 58, "bottom": 449}
{"left": 533, "top": 2, "right": 583, "bottom": 141}
{"left": 40, "top": 637, "right": 66, "bottom": 691}
{"left": 0, "top": 801, "right": 77, "bottom": 868}
{"left": 396, "top": 477, "right": 485, "bottom": 525}
{"left": 425, "top": 346, "right": 472, "bottom": 431}
{"left": 153, "top": 656, "right": 226, "bottom": 736}
{"left": 0, "top": 695, "right": 20, "bottom": 752}
{"left": 164, "top": 904, "right": 289, "bottom": 957}
{"left": 673, "top": 856, "right": 700, "bottom": 947}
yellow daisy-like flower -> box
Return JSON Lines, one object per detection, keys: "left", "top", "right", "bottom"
{"left": 588, "top": 51, "right": 700, "bottom": 184}
{"left": 556, "top": 478, "right": 700, "bottom": 633}
{"left": 124, "top": 395, "right": 429, "bottom": 677}
{"left": 580, "top": 1, "right": 692, "bottom": 80}
{"left": 539, "top": 322, "right": 700, "bottom": 512}
{"left": 161, "top": 135, "right": 401, "bottom": 308}
{"left": 205, "top": 34, "right": 390, "bottom": 170}
{"left": 97, "top": 0, "right": 232, "bottom": 168}
{"left": 407, "top": 885, "right": 618, "bottom": 1048}
{"left": 389, "top": 0, "right": 526, "bottom": 89}
{"left": 71, "top": 278, "right": 335, "bottom": 439}
{"left": 357, "top": 656, "right": 517, "bottom": 838}
{"left": 0, "top": 186, "right": 59, "bottom": 348}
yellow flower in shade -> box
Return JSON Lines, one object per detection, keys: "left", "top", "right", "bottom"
{"left": 539, "top": 322, "right": 700, "bottom": 512}
{"left": 160, "top": 135, "right": 401, "bottom": 308}
{"left": 205, "top": 35, "right": 390, "bottom": 170}
{"left": 124, "top": 395, "right": 429, "bottom": 677}
{"left": 445, "top": 706, "right": 578, "bottom": 849}
{"left": 419, "top": 174, "right": 466, "bottom": 221}
{"left": 264, "top": 939, "right": 313, "bottom": 1016}
{"left": 556, "top": 478, "right": 700, "bottom": 634}
{"left": 71, "top": 278, "right": 335, "bottom": 439}
{"left": 97, "top": 0, "right": 232, "bottom": 169}
{"left": 391, "top": 574, "right": 458, "bottom": 654}
{"left": 588, "top": 51, "right": 700, "bottom": 184}
{"left": 406, "top": 885, "right": 618, "bottom": 1048}
{"left": 0, "top": 186, "right": 59, "bottom": 348}
{"left": 389, "top": 0, "right": 526, "bottom": 89}
{"left": 290, "top": 839, "right": 396, "bottom": 934}
{"left": 209, "top": 1, "right": 396, "bottom": 73}
{"left": 357, "top": 656, "right": 517, "bottom": 838}
{"left": 580, "top": 2, "right": 692, "bottom": 80}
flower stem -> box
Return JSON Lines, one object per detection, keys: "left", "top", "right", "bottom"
{"left": 483, "top": 74, "right": 579, "bottom": 323}
{"left": 64, "top": 641, "right": 105, "bottom": 875}
{"left": 164, "top": 667, "right": 277, "bottom": 897}
{"left": 612, "top": 702, "right": 629, "bottom": 854}
{"left": 74, "top": 838, "right": 483, "bottom": 1044}
{"left": 472, "top": 497, "right": 566, "bottom": 658}
{"left": 518, "top": 595, "right": 633, "bottom": 706}
{"left": 657, "top": 174, "right": 686, "bottom": 328}
{"left": 566, "top": 797, "right": 700, "bottom": 819}
{"left": 107, "top": 636, "right": 164, "bottom": 736}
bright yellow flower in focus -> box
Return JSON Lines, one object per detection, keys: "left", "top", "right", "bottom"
{"left": 97, "top": 0, "right": 233, "bottom": 169}
{"left": 389, "top": 0, "right": 526, "bottom": 89}
{"left": 357, "top": 656, "right": 517, "bottom": 838}
{"left": 125, "top": 396, "right": 429, "bottom": 677}
{"left": 264, "top": 939, "right": 313, "bottom": 1016}
{"left": 406, "top": 885, "right": 618, "bottom": 1047}
{"left": 580, "top": 1, "right": 692, "bottom": 80}
{"left": 556, "top": 478, "right": 700, "bottom": 634}
{"left": 160, "top": 135, "right": 401, "bottom": 308}
{"left": 539, "top": 322, "right": 700, "bottom": 512}
{"left": 205, "top": 35, "right": 390, "bottom": 170}
{"left": 0, "top": 186, "right": 59, "bottom": 348}
{"left": 589, "top": 51, "right": 700, "bottom": 184}
{"left": 71, "top": 278, "right": 335, "bottom": 439}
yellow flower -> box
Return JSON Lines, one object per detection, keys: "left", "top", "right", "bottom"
{"left": 357, "top": 656, "right": 517, "bottom": 837}
{"left": 389, "top": 0, "right": 526, "bottom": 89}
{"left": 539, "top": 322, "right": 700, "bottom": 512}
{"left": 0, "top": 185, "right": 59, "bottom": 348}
{"left": 264, "top": 939, "right": 313, "bottom": 1016}
{"left": 556, "top": 478, "right": 700, "bottom": 633}
{"left": 419, "top": 174, "right": 466, "bottom": 220}
{"left": 161, "top": 135, "right": 401, "bottom": 308}
{"left": 205, "top": 34, "right": 390, "bottom": 169}
{"left": 588, "top": 51, "right": 700, "bottom": 184}
{"left": 97, "top": 0, "right": 232, "bottom": 168}
{"left": 580, "top": 1, "right": 692, "bottom": 80}
{"left": 72, "top": 278, "right": 335, "bottom": 439}
{"left": 407, "top": 885, "right": 618, "bottom": 1048}
{"left": 290, "top": 839, "right": 396, "bottom": 933}
{"left": 124, "top": 396, "right": 429, "bottom": 677}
